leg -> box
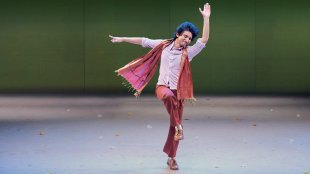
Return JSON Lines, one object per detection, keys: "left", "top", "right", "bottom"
{"left": 155, "top": 86, "right": 184, "bottom": 158}
{"left": 155, "top": 86, "right": 182, "bottom": 127}
{"left": 163, "top": 126, "right": 179, "bottom": 157}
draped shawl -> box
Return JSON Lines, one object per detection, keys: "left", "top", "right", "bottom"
{"left": 115, "top": 39, "right": 195, "bottom": 101}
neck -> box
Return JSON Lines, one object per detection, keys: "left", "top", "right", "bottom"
{"left": 173, "top": 42, "right": 182, "bottom": 49}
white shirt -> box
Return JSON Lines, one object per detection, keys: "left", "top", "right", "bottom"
{"left": 142, "top": 38, "right": 206, "bottom": 90}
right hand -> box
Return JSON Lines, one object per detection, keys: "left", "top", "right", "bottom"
{"left": 199, "top": 3, "right": 211, "bottom": 18}
{"left": 109, "top": 35, "right": 123, "bottom": 43}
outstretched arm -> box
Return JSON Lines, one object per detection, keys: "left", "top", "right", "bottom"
{"left": 199, "top": 3, "right": 211, "bottom": 43}
{"left": 109, "top": 35, "right": 143, "bottom": 45}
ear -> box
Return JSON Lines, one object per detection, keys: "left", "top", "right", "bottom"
{"left": 176, "top": 33, "right": 180, "bottom": 38}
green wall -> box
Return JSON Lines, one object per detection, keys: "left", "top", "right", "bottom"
{"left": 0, "top": 0, "right": 309, "bottom": 94}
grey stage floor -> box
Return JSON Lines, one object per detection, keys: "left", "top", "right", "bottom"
{"left": 0, "top": 95, "right": 309, "bottom": 174}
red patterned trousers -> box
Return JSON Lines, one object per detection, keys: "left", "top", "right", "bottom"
{"left": 156, "top": 85, "right": 184, "bottom": 157}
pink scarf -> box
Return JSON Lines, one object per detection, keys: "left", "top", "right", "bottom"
{"left": 115, "top": 39, "right": 195, "bottom": 101}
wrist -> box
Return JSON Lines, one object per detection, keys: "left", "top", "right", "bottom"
{"left": 203, "top": 16, "right": 210, "bottom": 20}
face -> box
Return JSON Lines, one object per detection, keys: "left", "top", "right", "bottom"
{"left": 176, "top": 31, "right": 193, "bottom": 47}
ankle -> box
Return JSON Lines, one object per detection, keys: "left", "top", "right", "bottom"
{"left": 175, "top": 125, "right": 183, "bottom": 131}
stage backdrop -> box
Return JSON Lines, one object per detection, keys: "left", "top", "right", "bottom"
{"left": 0, "top": 0, "right": 309, "bottom": 94}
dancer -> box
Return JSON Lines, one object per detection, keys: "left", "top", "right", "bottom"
{"left": 110, "top": 2, "right": 211, "bottom": 170}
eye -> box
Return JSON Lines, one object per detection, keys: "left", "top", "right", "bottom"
{"left": 183, "top": 34, "right": 192, "bottom": 41}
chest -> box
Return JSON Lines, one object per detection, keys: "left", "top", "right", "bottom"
{"left": 161, "top": 48, "right": 182, "bottom": 69}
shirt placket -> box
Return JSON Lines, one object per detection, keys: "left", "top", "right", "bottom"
{"left": 167, "top": 55, "right": 175, "bottom": 86}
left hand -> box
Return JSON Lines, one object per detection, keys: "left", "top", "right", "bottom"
{"left": 109, "top": 35, "right": 123, "bottom": 43}
{"left": 199, "top": 3, "right": 211, "bottom": 18}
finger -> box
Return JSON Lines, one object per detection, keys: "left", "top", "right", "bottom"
{"left": 199, "top": 7, "right": 202, "bottom": 13}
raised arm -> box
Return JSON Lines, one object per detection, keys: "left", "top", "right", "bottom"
{"left": 109, "top": 35, "right": 143, "bottom": 45}
{"left": 199, "top": 3, "right": 211, "bottom": 43}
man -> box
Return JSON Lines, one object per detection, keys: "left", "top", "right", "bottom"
{"left": 110, "top": 2, "right": 210, "bottom": 170}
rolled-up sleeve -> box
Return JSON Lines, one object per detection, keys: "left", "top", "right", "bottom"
{"left": 188, "top": 38, "right": 206, "bottom": 61}
{"left": 141, "top": 38, "right": 164, "bottom": 48}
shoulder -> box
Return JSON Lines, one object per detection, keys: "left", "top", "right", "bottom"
{"left": 188, "top": 38, "right": 206, "bottom": 48}
{"left": 142, "top": 38, "right": 166, "bottom": 48}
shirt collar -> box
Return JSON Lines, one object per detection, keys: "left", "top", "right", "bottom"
{"left": 169, "top": 41, "right": 183, "bottom": 51}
